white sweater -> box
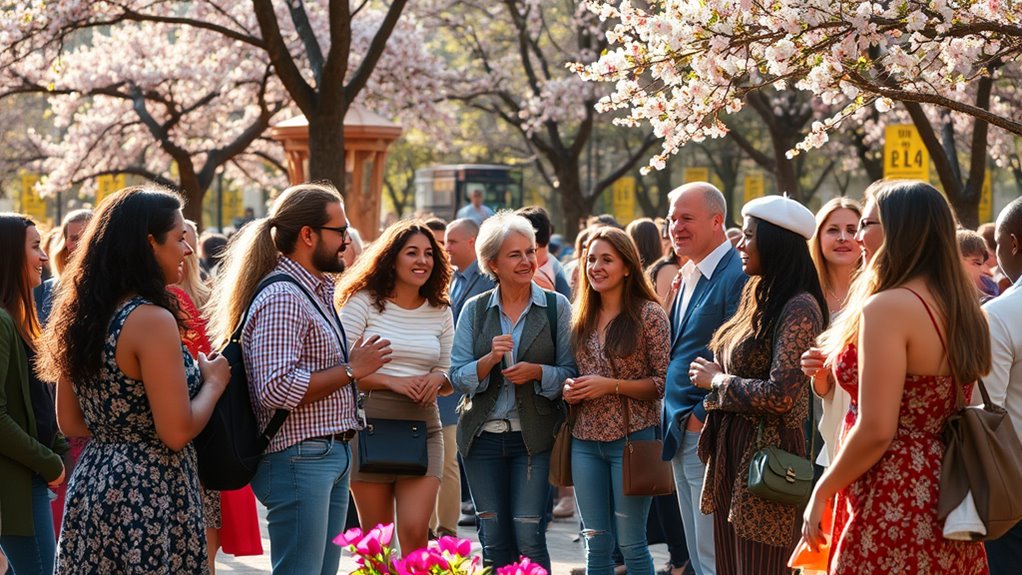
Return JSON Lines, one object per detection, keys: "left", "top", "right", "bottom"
{"left": 339, "top": 291, "right": 454, "bottom": 378}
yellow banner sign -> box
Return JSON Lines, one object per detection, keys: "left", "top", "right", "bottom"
{"left": 883, "top": 124, "right": 930, "bottom": 181}
{"left": 743, "top": 172, "right": 765, "bottom": 205}
{"left": 979, "top": 169, "right": 993, "bottom": 224}
{"left": 611, "top": 177, "right": 636, "bottom": 223}
{"left": 96, "top": 174, "right": 126, "bottom": 205}
{"left": 683, "top": 167, "right": 710, "bottom": 184}
{"left": 20, "top": 173, "right": 47, "bottom": 222}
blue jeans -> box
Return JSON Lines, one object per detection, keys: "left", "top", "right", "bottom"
{"left": 572, "top": 427, "right": 656, "bottom": 575}
{"left": 0, "top": 475, "right": 56, "bottom": 575}
{"left": 250, "top": 437, "right": 352, "bottom": 575}
{"left": 672, "top": 429, "right": 715, "bottom": 575}
{"left": 462, "top": 431, "right": 551, "bottom": 572}
{"left": 987, "top": 519, "right": 1022, "bottom": 575}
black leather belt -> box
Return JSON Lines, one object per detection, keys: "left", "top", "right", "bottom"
{"left": 310, "top": 429, "right": 357, "bottom": 443}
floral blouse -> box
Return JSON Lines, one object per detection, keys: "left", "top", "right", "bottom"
{"left": 572, "top": 300, "right": 670, "bottom": 442}
{"left": 697, "top": 292, "right": 824, "bottom": 547}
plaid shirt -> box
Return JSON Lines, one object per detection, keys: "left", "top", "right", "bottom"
{"left": 242, "top": 257, "right": 357, "bottom": 452}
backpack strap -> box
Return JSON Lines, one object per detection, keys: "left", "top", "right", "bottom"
{"left": 545, "top": 290, "right": 558, "bottom": 357}
{"left": 241, "top": 273, "right": 355, "bottom": 444}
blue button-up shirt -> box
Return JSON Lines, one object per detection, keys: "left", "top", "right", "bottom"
{"left": 451, "top": 282, "right": 576, "bottom": 422}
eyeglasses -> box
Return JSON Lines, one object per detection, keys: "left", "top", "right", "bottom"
{"left": 857, "top": 219, "right": 880, "bottom": 233}
{"left": 315, "top": 225, "right": 349, "bottom": 239}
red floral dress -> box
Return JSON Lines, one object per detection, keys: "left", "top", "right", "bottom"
{"left": 829, "top": 343, "right": 987, "bottom": 575}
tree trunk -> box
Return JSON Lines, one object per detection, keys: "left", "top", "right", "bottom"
{"left": 176, "top": 160, "right": 205, "bottom": 224}
{"left": 556, "top": 166, "right": 592, "bottom": 239}
{"left": 307, "top": 109, "right": 349, "bottom": 193}
{"left": 769, "top": 130, "right": 800, "bottom": 200}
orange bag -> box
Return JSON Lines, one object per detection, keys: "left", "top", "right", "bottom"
{"left": 789, "top": 498, "right": 833, "bottom": 573}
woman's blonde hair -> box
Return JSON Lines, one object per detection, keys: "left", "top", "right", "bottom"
{"left": 810, "top": 197, "right": 862, "bottom": 299}
{"left": 178, "top": 219, "right": 211, "bottom": 309}
{"left": 205, "top": 182, "right": 343, "bottom": 349}
{"left": 50, "top": 209, "right": 93, "bottom": 278}
{"left": 818, "top": 180, "right": 991, "bottom": 384}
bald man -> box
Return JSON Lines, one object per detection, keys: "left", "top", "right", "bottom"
{"left": 662, "top": 183, "right": 747, "bottom": 575}
{"left": 984, "top": 197, "right": 1022, "bottom": 574}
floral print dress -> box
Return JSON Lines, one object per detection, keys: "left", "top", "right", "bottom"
{"left": 55, "top": 298, "right": 208, "bottom": 574}
{"left": 829, "top": 343, "right": 987, "bottom": 575}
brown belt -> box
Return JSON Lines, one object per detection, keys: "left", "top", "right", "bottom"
{"left": 309, "top": 429, "right": 357, "bottom": 443}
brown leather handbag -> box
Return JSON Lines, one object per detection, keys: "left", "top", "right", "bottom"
{"left": 904, "top": 287, "right": 1022, "bottom": 540}
{"left": 938, "top": 377, "right": 1022, "bottom": 540}
{"left": 621, "top": 397, "right": 675, "bottom": 496}
{"left": 549, "top": 405, "right": 575, "bottom": 487}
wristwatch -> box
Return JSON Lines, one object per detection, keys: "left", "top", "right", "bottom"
{"left": 343, "top": 363, "right": 356, "bottom": 385}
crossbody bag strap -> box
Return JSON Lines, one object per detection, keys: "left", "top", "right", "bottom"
{"left": 284, "top": 279, "right": 360, "bottom": 418}
{"left": 753, "top": 307, "right": 816, "bottom": 457}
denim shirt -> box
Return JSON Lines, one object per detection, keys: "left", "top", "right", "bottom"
{"left": 451, "top": 282, "right": 576, "bottom": 422}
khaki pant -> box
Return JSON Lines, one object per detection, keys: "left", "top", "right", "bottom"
{"left": 431, "top": 425, "right": 461, "bottom": 533}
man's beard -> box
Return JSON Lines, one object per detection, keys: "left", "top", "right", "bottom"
{"left": 313, "top": 243, "right": 346, "bottom": 274}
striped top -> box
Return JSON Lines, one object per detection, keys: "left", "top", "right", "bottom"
{"left": 242, "top": 257, "right": 356, "bottom": 453}
{"left": 339, "top": 291, "right": 454, "bottom": 380}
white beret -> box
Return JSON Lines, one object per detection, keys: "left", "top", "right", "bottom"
{"left": 741, "top": 194, "right": 816, "bottom": 240}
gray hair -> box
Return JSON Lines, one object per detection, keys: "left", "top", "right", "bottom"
{"left": 667, "top": 182, "right": 727, "bottom": 222}
{"left": 446, "top": 217, "right": 480, "bottom": 238}
{"left": 475, "top": 211, "right": 536, "bottom": 280}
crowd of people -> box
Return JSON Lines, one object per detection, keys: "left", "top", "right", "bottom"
{"left": 0, "top": 177, "right": 1020, "bottom": 575}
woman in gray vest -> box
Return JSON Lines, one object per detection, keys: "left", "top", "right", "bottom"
{"left": 450, "top": 212, "right": 577, "bottom": 572}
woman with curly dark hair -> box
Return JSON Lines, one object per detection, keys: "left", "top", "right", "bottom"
{"left": 335, "top": 219, "right": 454, "bottom": 554}
{"left": 38, "top": 186, "right": 229, "bottom": 573}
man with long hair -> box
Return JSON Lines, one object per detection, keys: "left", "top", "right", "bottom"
{"left": 205, "top": 183, "right": 392, "bottom": 575}
{"left": 661, "top": 183, "right": 747, "bottom": 575}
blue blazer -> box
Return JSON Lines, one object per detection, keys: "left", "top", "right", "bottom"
{"left": 662, "top": 247, "right": 747, "bottom": 459}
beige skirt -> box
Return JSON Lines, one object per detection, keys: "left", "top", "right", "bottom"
{"left": 350, "top": 389, "right": 443, "bottom": 482}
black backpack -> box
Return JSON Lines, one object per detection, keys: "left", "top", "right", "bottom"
{"left": 194, "top": 273, "right": 345, "bottom": 490}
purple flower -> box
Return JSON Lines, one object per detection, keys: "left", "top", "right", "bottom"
{"left": 333, "top": 526, "right": 363, "bottom": 547}
{"left": 437, "top": 535, "right": 473, "bottom": 558}
{"left": 497, "top": 557, "right": 548, "bottom": 575}
{"left": 393, "top": 548, "right": 449, "bottom": 575}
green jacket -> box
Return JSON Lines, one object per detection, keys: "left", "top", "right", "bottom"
{"left": 0, "top": 308, "right": 66, "bottom": 536}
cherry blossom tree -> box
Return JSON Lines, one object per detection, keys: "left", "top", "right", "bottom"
{"left": 1, "top": 1, "right": 445, "bottom": 213}
{"left": 432, "top": 0, "right": 660, "bottom": 235}
{"left": 573, "top": 0, "right": 1022, "bottom": 223}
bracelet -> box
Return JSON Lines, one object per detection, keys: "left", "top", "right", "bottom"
{"left": 615, "top": 380, "right": 620, "bottom": 395}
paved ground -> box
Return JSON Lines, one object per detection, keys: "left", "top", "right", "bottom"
{"left": 214, "top": 503, "right": 671, "bottom": 574}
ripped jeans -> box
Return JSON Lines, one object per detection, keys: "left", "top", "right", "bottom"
{"left": 572, "top": 427, "right": 656, "bottom": 575}
{"left": 462, "top": 431, "right": 551, "bottom": 572}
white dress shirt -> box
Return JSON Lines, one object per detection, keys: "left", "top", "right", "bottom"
{"left": 982, "top": 282, "right": 1022, "bottom": 446}
{"left": 675, "top": 237, "right": 734, "bottom": 326}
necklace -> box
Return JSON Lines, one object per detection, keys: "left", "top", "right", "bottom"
{"left": 826, "top": 286, "right": 847, "bottom": 312}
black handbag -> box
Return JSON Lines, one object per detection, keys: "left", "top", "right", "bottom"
{"left": 357, "top": 417, "right": 429, "bottom": 476}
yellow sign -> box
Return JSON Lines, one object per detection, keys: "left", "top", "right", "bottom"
{"left": 883, "top": 124, "right": 930, "bottom": 181}
{"left": 611, "top": 177, "right": 636, "bottom": 223}
{"left": 96, "top": 174, "right": 126, "bottom": 205}
{"left": 20, "top": 172, "right": 47, "bottom": 221}
{"left": 979, "top": 169, "right": 993, "bottom": 224}
{"left": 683, "top": 167, "right": 710, "bottom": 184}
{"left": 222, "top": 187, "right": 245, "bottom": 221}
{"left": 743, "top": 172, "right": 765, "bottom": 205}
